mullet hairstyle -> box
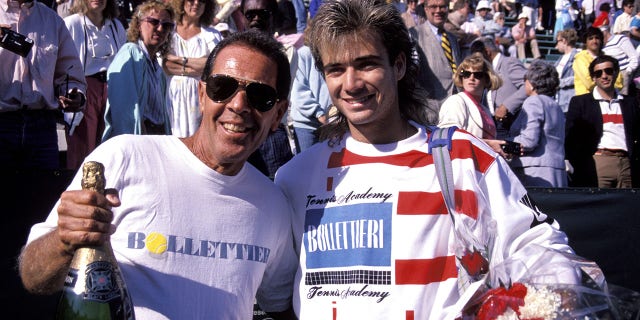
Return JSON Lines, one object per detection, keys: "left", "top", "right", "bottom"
{"left": 71, "top": 0, "right": 119, "bottom": 20}
{"left": 127, "top": 1, "right": 175, "bottom": 57}
{"left": 172, "top": 0, "right": 215, "bottom": 27}
{"left": 201, "top": 30, "right": 291, "bottom": 101}
{"left": 308, "top": 0, "right": 437, "bottom": 145}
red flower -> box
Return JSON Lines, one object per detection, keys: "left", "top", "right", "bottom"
{"left": 476, "top": 283, "right": 528, "bottom": 320}
{"left": 459, "top": 249, "right": 489, "bottom": 278}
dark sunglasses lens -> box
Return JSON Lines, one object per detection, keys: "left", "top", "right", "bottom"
{"left": 162, "top": 22, "right": 175, "bottom": 30}
{"left": 461, "top": 71, "right": 484, "bottom": 79}
{"left": 246, "top": 83, "right": 277, "bottom": 112}
{"left": 245, "top": 9, "right": 270, "bottom": 20}
{"left": 594, "top": 68, "right": 614, "bottom": 78}
{"left": 206, "top": 76, "right": 238, "bottom": 102}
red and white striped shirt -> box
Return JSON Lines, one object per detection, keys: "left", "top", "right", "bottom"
{"left": 276, "top": 122, "right": 575, "bottom": 319}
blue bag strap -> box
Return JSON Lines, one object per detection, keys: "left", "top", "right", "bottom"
{"left": 428, "top": 126, "right": 458, "bottom": 225}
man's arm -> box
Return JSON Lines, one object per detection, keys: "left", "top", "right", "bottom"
{"left": 19, "top": 190, "right": 119, "bottom": 294}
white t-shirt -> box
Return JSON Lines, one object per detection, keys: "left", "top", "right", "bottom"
{"left": 27, "top": 135, "right": 297, "bottom": 319}
{"left": 275, "top": 122, "right": 577, "bottom": 319}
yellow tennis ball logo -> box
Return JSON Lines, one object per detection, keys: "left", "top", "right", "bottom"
{"left": 145, "top": 232, "right": 168, "bottom": 254}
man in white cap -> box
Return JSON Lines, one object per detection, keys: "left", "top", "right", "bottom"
{"left": 512, "top": 12, "right": 541, "bottom": 60}
{"left": 472, "top": 0, "right": 501, "bottom": 38}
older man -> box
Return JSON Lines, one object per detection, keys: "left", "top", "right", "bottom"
{"left": 19, "top": 30, "right": 297, "bottom": 319}
{"left": 411, "top": 0, "right": 463, "bottom": 111}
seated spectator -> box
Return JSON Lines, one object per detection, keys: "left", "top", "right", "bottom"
{"left": 445, "top": 0, "right": 478, "bottom": 56}
{"left": 473, "top": 0, "right": 501, "bottom": 38}
{"left": 508, "top": 60, "right": 567, "bottom": 187}
{"left": 494, "top": 12, "right": 516, "bottom": 57}
{"left": 601, "top": 24, "right": 638, "bottom": 95}
{"left": 512, "top": 12, "right": 541, "bottom": 60}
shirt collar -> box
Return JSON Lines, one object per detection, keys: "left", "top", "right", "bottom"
{"left": 593, "top": 87, "right": 622, "bottom": 101}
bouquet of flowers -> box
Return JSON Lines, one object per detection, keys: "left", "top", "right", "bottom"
{"left": 457, "top": 245, "right": 640, "bottom": 320}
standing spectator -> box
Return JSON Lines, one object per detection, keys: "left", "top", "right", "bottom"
{"left": 439, "top": 52, "right": 503, "bottom": 141}
{"left": 566, "top": 55, "right": 640, "bottom": 187}
{"left": 19, "top": 30, "right": 298, "bottom": 319}
{"left": 163, "top": 0, "right": 223, "bottom": 138}
{"left": 412, "top": 0, "right": 463, "bottom": 111}
{"left": 241, "top": 0, "right": 295, "bottom": 178}
{"left": 574, "top": 26, "right": 605, "bottom": 95}
{"left": 102, "top": 1, "right": 174, "bottom": 141}
{"left": 583, "top": 0, "right": 596, "bottom": 26}
{"left": 402, "top": 0, "right": 426, "bottom": 28}
{"left": 593, "top": 2, "right": 612, "bottom": 27}
{"left": 509, "top": 60, "right": 568, "bottom": 187}
{"left": 473, "top": 0, "right": 502, "bottom": 38}
{"left": 290, "top": 43, "right": 331, "bottom": 152}
{"left": 512, "top": 12, "right": 541, "bottom": 60}
{"left": 63, "top": 0, "right": 126, "bottom": 169}
{"left": 554, "top": 28, "right": 579, "bottom": 113}
{"left": 444, "top": 0, "right": 478, "bottom": 57}
{"left": 613, "top": 0, "right": 634, "bottom": 35}
{"left": 602, "top": 24, "right": 638, "bottom": 94}
{"left": 0, "top": 0, "right": 86, "bottom": 170}
{"left": 276, "top": 1, "right": 580, "bottom": 318}
{"left": 470, "top": 37, "right": 528, "bottom": 139}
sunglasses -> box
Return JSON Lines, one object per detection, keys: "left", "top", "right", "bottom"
{"left": 593, "top": 67, "right": 615, "bottom": 78}
{"left": 244, "top": 9, "right": 271, "bottom": 21}
{"left": 142, "top": 17, "right": 175, "bottom": 31}
{"left": 205, "top": 74, "right": 278, "bottom": 112}
{"left": 460, "top": 70, "right": 487, "bottom": 79}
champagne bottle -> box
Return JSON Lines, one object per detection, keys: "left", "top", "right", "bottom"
{"left": 56, "top": 161, "right": 135, "bottom": 320}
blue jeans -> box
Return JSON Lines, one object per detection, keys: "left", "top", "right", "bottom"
{"left": 0, "top": 109, "right": 60, "bottom": 170}
{"left": 294, "top": 127, "right": 318, "bottom": 152}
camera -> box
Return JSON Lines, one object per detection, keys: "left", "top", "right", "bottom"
{"left": 501, "top": 141, "right": 522, "bottom": 155}
{"left": 1, "top": 27, "right": 34, "bottom": 57}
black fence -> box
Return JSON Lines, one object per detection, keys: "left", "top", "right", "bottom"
{"left": 2, "top": 170, "right": 639, "bottom": 319}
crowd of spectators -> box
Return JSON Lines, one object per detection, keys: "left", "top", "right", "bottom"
{"left": 1, "top": 0, "right": 639, "bottom": 189}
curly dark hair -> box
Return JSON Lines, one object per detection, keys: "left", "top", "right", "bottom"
{"left": 201, "top": 30, "right": 291, "bottom": 101}
{"left": 127, "top": 1, "right": 175, "bottom": 57}
{"left": 172, "top": 0, "right": 215, "bottom": 27}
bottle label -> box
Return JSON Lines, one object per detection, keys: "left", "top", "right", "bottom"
{"left": 84, "top": 261, "right": 122, "bottom": 302}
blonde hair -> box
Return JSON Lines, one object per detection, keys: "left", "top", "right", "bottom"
{"left": 127, "top": 1, "right": 175, "bottom": 57}
{"left": 454, "top": 52, "right": 502, "bottom": 90}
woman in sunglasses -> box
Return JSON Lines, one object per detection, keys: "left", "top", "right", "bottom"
{"left": 63, "top": 0, "right": 127, "bottom": 169}
{"left": 163, "top": 0, "right": 223, "bottom": 138}
{"left": 507, "top": 60, "right": 567, "bottom": 188}
{"left": 102, "top": 0, "right": 175, "bottom": 141}
{"left": 439, "top": 52, "right": 503, "bottom": 146}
